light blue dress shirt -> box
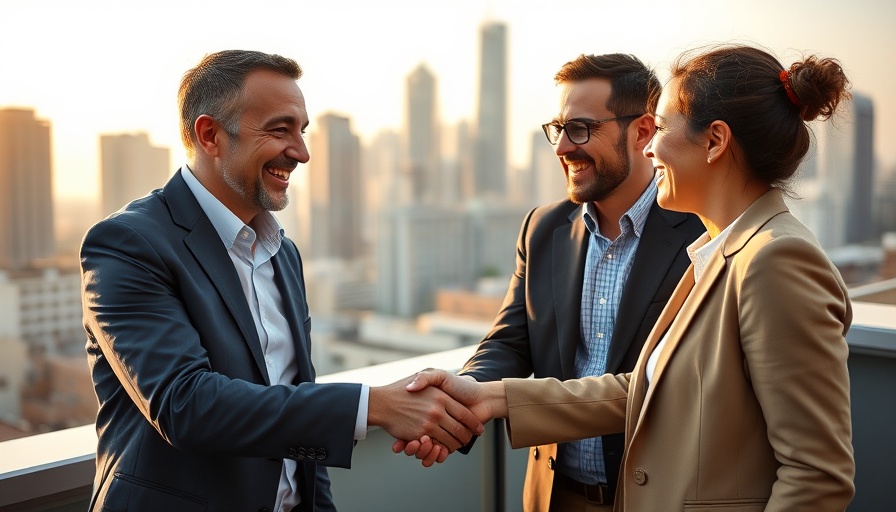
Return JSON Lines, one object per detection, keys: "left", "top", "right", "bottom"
{"left": 558, "top": 180, "right": 657, "bottom": 485}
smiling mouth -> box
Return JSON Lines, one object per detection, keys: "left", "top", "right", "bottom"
{"left": 566, "top": 161, "right": 592, "bottom": 175}
{"left": 266, "top": 166, "right": 290, "bottom": 182}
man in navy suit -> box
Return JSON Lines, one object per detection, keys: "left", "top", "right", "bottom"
{"left": 81, "top": 50, "right": 482, "bottom": 512}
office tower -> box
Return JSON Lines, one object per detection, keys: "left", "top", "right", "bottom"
{"left": 405, "top": 63, "right": 441, "bottom": 203}
{"left": 529, "top": 130, "right": 566, "bottom": 206}
{"left": 473, "top": 21, "right": 508, "bottom": 199}
{"left": 0, "top": 108, "right": 55, "bottom": 269}
{"left": 307, "top": 113, "right": 363, "bottom": 260}
{"left": 100, "top": 132, "right": 170, "bottom": 217}
{"left": 376, "top": 201, "right": 527, "bottom": 318}
{"left": 847, "top": 94, "right": 875, "bottom": 244}
{"left": 377, "top": 204, "right": 473, "bottom": 317}
{"left": 790, "top": 93, "right": 875, "bottom": 248}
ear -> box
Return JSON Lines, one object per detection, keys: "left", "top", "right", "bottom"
{"left": 194, "top": 114, "right": 223, "bottom": 158}
{"left": 705, "top": 120, "right": 732, "bottom": 164}
{"left": 630, "top": 114, "right": 656, "bottom": 153}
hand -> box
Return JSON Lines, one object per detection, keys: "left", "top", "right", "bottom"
{"left": 406, "top": 370, "right": 497, "bottom": 423}
{"left": 391, "top": 435, "right": 450, "bottom": 467}
{"left": 369, "top": 373, "right": 484, "bottom": 452}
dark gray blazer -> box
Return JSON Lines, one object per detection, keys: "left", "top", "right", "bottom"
{"left": 461, "top": 198, "right": 704, "bottom": 494}
{"left": 82, "top": 170, "right": 360, "bottom": 511}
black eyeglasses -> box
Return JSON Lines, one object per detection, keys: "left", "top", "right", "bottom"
{"left": 541, "top": 115, "right": 642, "bottom": 145}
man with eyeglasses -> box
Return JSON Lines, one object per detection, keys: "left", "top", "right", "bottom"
{"left": 460, "top": 54, "right": 704, "bottom": 511}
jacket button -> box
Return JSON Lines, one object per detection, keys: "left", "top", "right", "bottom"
{"left": 317, "top": 448, "right": 327, "bottom": 460}
{"left": 634, "top": 468, "right": 647, "bottom": 485}
{"left": 548, "top": 456, "right": 555, "bottom": 470}
{"left": 533, "top": 447, "right": 540, "bottom": 460}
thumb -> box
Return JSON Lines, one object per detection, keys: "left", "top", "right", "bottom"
{"left": 406, "top": 368, "right": 447, "bottom": 392}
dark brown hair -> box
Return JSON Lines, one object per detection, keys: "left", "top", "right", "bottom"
{"left": 669, "top": 44, "right": 850, "bottom": 187}
{"left": 178, "top": 50, "right": 302, "bottom": 158}
{"left": 555, "top": 53, "right": 661, "bottom": 119}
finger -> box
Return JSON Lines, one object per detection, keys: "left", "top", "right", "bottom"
{"left": 406, "top": 369, "right": 447, "bottom": 392}
{"left": 421, "top": 443, "right": 442, "bottom": 467}
{"left": 402, "top": 439, "right": 423, "bottom": 456}
{"left": 392, "top": 439, "right": 407, "bottom": 453}
{"left": 435, "top": 445, "right": 450, "bottom": 464}
{"left": 444, "top": 397, "right": 485, "bottom": 436}
{"left": 415, "top": 439, "right": 436, "bottom": 461}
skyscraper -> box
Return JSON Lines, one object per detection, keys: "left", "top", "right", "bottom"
{"left": 307, "top": 113, "right": 363, "bottom": 260}
{"left": 790, "top": 93, "right": 875, "bottom": 248}
{"left": 474, "top": 21, "right": 508, "bottom": 199}
{"left": 100, "top": 132, "right": 170, "bottom": 217}
{"left": 0, "top": 108, "right": 55, "bottom": 269}
{"left": 405, "top": 63, "right": 441, "bottom": 203}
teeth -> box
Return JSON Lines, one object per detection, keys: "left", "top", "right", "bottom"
{"left": 267, "top": 167, "right": 289, "bottom": 180}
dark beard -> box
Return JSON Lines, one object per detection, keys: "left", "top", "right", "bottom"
{"left": 567, "top": 131, "right": 631, "bottom": 204}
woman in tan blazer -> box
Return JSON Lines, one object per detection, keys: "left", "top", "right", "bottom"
{"left": 402, "top": 44, "right": 855, "bottom": 511}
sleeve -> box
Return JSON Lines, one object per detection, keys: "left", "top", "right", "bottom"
{"left": 460, "top": 208, "right": 539, "bottom": 381}
{"left": 737, "top": 235, "right": 855, "bottom": 511}
{"left": 504, "top": 373, "right": 630, "bottom": 448}
{"left": 81, "top": 218, "right": 360, "bottom": 467}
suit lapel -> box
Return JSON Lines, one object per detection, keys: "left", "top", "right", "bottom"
{"left": 552, "top": 208, "right": 588, "bottom": 379}
{"left": 606, "top": 204, "right": 690, "bottom": 372}
{"left": 628, "top": 189, "right": 790, "bottom": 437}
{"left": 166, "top": 171, "right": 271, "bottom": 384}
{"left": 271, "top": 246, "right": 314, "bottom": 383}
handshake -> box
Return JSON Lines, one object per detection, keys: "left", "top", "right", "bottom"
{"left": 368, "top": 369, "right": 508, "bottom": 467}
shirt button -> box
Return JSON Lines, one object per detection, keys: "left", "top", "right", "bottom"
{"left": 599, "top": 298, "right": 607, "bottom": 305}
{"left": 596, "top": 333, "right": 604, "bottom": 339}
{"left": 241, "top": 231, "right": 249, "bottom": 239}
{"left": 547, "top": 456, "right": 556, "bottom": 470}
{"left": 607, "top": 253, "right": 614, "bottom": 259}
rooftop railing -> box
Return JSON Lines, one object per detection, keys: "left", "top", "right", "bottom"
{"left": 1, "top": 301, "right": 894, "bottom": 511}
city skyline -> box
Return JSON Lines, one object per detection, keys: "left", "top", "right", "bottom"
{"left": 1, "top": 0, "right": 895, "bottom": 201}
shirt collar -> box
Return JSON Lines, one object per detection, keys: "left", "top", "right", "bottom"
{"left": 581, "top": 179, "right": 657, "bottom": 239}
{"left": 686, "top": 215, "right": 739, "bottom": 281}
{"left": 180, "top": 165, "right": 283, "bottom": 254}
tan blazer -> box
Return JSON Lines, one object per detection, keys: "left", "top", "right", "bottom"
{"left": 504, "top": 189, "right": 855, "bottom": 512}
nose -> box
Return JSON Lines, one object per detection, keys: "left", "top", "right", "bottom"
{"left": 287, "top": 134, "right": 310, "bottom": 164}
{"left": 643, "top": 136, "right": 655, "bottom": 159}
{"left": 554, "top": 130, "right": 575, "bottom": 156}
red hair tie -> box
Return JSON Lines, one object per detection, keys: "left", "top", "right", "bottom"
{"left": 779, "top": 69, "right": 802, "bottom": 108}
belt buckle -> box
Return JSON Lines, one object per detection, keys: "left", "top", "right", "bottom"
{"left": 585, "top": 483, "right": 607, "bottom": 504}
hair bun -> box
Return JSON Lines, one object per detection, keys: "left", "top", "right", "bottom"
{"left": 787, "top": 56, "right": 851, "bottom": 122}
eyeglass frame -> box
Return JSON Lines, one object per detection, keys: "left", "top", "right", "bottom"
{"left": 541, "top": 114, "right": 643, "bottom": 145}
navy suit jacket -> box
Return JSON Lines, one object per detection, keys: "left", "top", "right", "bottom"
{"left": 461, "top": 198, "right": 704, "bottom": 495}
{"left": 82, "top": 170, "right": 360, "bottom": 511}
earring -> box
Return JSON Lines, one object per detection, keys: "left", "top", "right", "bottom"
{"left": 707, "top": 157, "right": 712, "bottom": 164}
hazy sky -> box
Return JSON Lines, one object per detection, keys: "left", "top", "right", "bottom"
{"left": 2, "top": 0, "right": 894, "bottom": 200}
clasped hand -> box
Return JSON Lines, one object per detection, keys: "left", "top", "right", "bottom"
{"left": 389, "top": 369, "right": 501, "bottom": 467}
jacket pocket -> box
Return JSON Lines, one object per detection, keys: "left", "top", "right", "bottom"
{"left": 100, "top": 473, "right": 207, "bottom": 512}
{"left": 683, "top": 498, "right": 766, "bottom": 511}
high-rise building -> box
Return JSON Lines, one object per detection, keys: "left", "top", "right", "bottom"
{"left": 307, "top": 113, "right": 363, "bottom": 260}
{"left": 405, "top": 63, "right": 441, "bottom": 203}
{"left": 375, "top": 201, "right": 527, "bottom": 317}
{"left": 0, "top": 108, "right": 55, "bottom": 269}
{"left": 100, "top": 132, "right": 170, "bottom": 217}
{"left": 790, "top": 93, "right": 875, "bottom": 248}
{"left": 529, "top": 130, "right": 566, "bottom": 207}
{"left": 847, "top": 94, "right": 875, "bottom": 244}
{"left": 473, "top": 21, "right": 508, "bottom": 199}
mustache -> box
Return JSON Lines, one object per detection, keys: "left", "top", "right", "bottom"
{"left": 265, "top": 156, "right": 300, "bottom": 171}
{"left": 563, "top": 148, "right": 593, "bottom": 165}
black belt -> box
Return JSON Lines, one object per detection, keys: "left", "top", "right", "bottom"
{"left": 554, "top": 472, "right": 613, "bottom": 505}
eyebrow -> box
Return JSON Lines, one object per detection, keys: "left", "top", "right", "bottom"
{"left": 263, "top": 115, "right": 307, "bottom": 130}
